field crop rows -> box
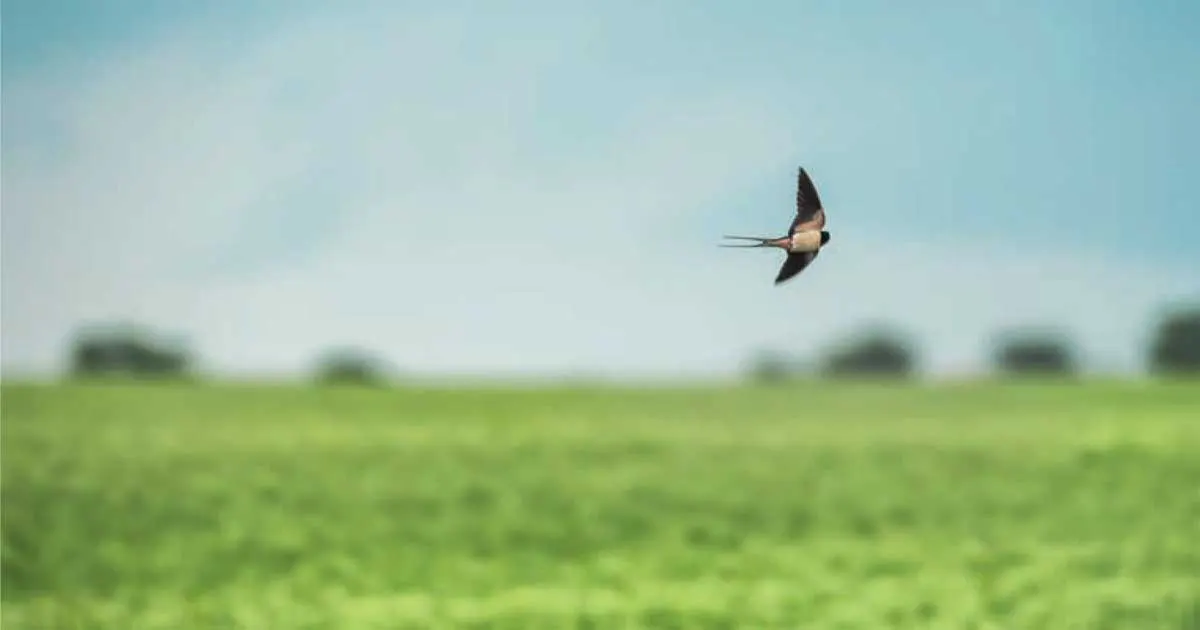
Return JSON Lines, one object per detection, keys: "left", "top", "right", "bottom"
{"left": 3, "top": 380, "right": 1199, "bottom": 628}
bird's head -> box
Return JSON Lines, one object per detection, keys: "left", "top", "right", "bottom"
{"left": 820, "top": 230, "right": 831, "bottom": 245}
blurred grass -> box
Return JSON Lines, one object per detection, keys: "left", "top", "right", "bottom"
{"left": 2, "top": 379, "right": 1199, "bottom": 629}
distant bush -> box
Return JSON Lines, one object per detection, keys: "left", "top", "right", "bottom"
{"left": 819, "top": 326, "right": 917, "bottom": 378}
{"left": 746, "top": 350, "right": 798, "bottom": 384}
{"left": 992, "top": 328, "right": 1078, "bottom": 376}
{"left": 68, "top": 322, "right": 192, "bottom": 379}
{"left": 314, "top": 347, "right": 389, "bottom": 386}
{"left": 1147, "top": 304, "right": 1200, "bottom": 375}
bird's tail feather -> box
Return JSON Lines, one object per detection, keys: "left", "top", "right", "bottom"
{"left": 719, "top": 235, "right": 774, "bottom": 248}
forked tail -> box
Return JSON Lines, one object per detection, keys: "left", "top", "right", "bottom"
{"left": 719, "top": 235, "right": 778, "bottom": 248}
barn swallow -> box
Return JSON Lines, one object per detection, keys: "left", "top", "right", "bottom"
{"left": 720, "top": 166, "right": 830, "bottom": 285}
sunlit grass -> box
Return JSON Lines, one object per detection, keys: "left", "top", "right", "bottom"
{"left": 3, "top": 380, "right": 1199, "bottom": 628}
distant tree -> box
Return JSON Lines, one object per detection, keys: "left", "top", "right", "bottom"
{"left": 68, "top": 322, "right": 192, "bottom": 379}
{"left": 992, "top": 328, "right": 1078, "bottom": 376}
{"left": 1148, "top": 304, "right": 1200, "bottom": 375}
{"left": 746, "top": 349, "right": 796, "bottom": 384}
{"left": 314, "top": 347, "right": 389, "bottom": 386}
{"left": 819, "top": 326, "right": 917, "bottom": 378}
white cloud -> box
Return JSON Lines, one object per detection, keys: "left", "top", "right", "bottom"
{"left": 2, "top": 4, "right": 1194, "bottom": 379}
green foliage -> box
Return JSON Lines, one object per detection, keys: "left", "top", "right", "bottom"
{"left": 1149, "top": 304, "right": 1200, "bottom": 374}
{"left": 68, "top": 321, "right": 192, "bottom": 379}
{"left": 992, "top": 328, "right": 1078, "bottom": 376}
{"left": 3, "top": 381, "right": 1199, "bottom": 628}
{"left": 820, "top": 326, "right": 918, "bottom": 378}
{"left": 314, "top": 346, "right": 390, "bottom": 386}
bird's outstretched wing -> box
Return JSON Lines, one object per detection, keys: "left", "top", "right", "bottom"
{"left": 775, "top": 251, "right": 818, "bottom": 284}
{"left": 789, "top": 167, "right": 825, "bottom": 234}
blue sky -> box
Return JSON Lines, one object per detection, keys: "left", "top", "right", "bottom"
{"left": 3, "top": 0, "right": 1198, "bottom": 378}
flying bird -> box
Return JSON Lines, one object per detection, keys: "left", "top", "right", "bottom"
{"left": 721, "top": 166, "right": 830, "bottom": 285}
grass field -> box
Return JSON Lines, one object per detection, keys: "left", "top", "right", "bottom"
{"left": 3, "top": 380, "right": 1199, "bottom": 629}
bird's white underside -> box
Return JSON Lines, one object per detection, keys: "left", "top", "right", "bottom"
{"left": 789, "top": 230, "right": 822, "bottom": 253}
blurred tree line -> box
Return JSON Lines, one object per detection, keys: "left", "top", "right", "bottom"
{"left": 64, "top": 304, "right": 1200, "bottom": 384}
{"left": 67, "top": 324, "right": 392, "bottom": 386}
{"left": 990, "top": 327, "right": 1078, "bottom": 377}
{"left": 69, "top": 323, "right": 193, "bottom": 380}
{"left": 312, "top": 347, "right": 391, "bottom": 386}
{"left": 748, "top": 324, "right": 918, "bottom": 382}
{"left": 746, "top": 304, "right": 1200, "bottom": 383}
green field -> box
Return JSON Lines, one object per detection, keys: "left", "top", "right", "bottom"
{"left": 3, "top": 380, "right": 1199, "bottom": 629}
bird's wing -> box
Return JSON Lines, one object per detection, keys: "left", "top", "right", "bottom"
{"left": 789, "top": 167, "right": 825, "bottom": 234}
{"left": 774, "top": 251, "right": 818, "bottom": 285}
